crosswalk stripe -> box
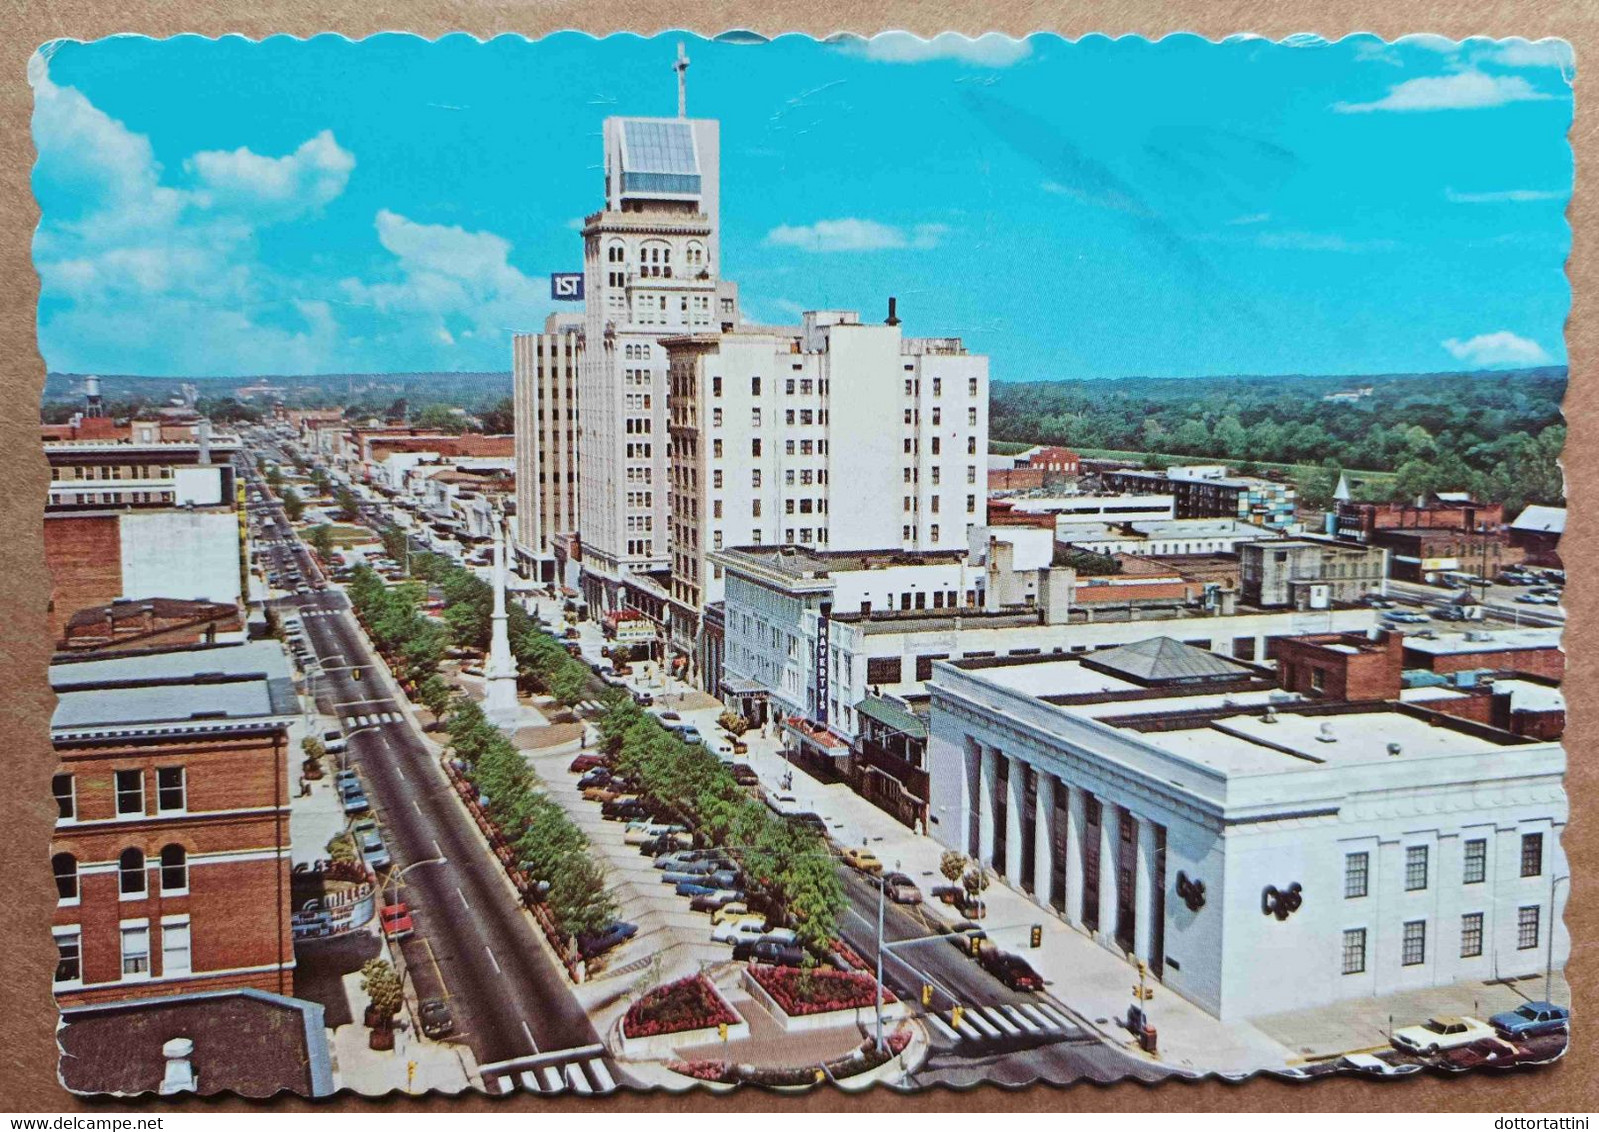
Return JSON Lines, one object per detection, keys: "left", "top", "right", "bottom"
{"left": 1003, "top": 1004, "right": 1041, "bottom": 1032}
{"left": 540, "top": 1066, "right": 564, "bottom": 1091}
{"left": 965, "top": 1009, "right": 1002, "bottom": 1038}
{"left": 953, "top": 1015, "right": 982, "bottom": 1040}
{"left": 518, "top": 1071, "right": 540, "bottom": 1092}
{"left": 565, "top": 1063, "right": 593, "bottom": 1094}
{"left": 496, "top": 1075, "right": 513, "bottom": 1093}
{"left": 586, "top": 1058, "right": 617, "bottom": 1092}
{"left": 980, "top": 1006, "right": 1021, "bottom": 1035}
{"left": 1017, "top": 1003, "right": 1056, "bottom": 1028}
{"left": 1034, "top": 1003, "right": 1073, "bottom": 1029}
{"left": 926, "top": 1013, "right": 960, "bottom": 1042}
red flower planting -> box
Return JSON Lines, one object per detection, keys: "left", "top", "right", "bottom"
{"left": 623, "top": 975, "right": 740, "bottom": 1039}
{"left": 748, "top": 966, "right": 896, "bottom": 1017}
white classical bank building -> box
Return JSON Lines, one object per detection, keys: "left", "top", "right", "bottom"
{"left": 925, "top": 640, "right": 1568, "bottom": 1021}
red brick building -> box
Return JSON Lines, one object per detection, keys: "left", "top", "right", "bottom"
{"left": 1334, "top": 496, "right": 1505, "bottom": 543}
{"left": 1023, "top": 445, "right": 1081, "bottom": 475}
{"left": 49, "top": 644, "right": 297, "bottom": 1008}
{"left": 1275, "top": 629, "right": 1404, "bottom": 701}
{"left": 1400, "top": 629, "right": 1565, "bottom": 682}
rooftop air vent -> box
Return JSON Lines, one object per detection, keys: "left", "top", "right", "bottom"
{"left": 1263, "top": 705, "right": 1279, "bottom": 724}
{"left": 1316, "top": 721, "right": 1337, "bottom": 743}
{"left": 1387, "top": 742, "right": 1403, "bottom": 757}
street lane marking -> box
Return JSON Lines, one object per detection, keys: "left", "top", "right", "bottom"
{"left": 952, "top": 1013, "right": 982, "bottom": 1040}
{"left": 565, "top": 1064, "right": 593, "bottom": 1094}
{"left": 1035, "top": 1003, "right": 1074, "bottom": 1029}
{"left": 999, "top": 1005, "right": 1035, "bottom": 1033}
{"left": 1017, "top": 1003, "right": 1055, "bottom": 1028}
{"left": 395, "top": 766, "right": 407, "bottom": 783}
{"left": 485, "top": 946, "right": 501, "bottom": 975}
{"left": 926, "top": 1013, "right": 960, "bottom": 1042}
{"left": 456, "top": 886, "right": 472, "bottom": 911}
{"left": 965, "top": 1009, "right": 1002, "bottom": 1038}
{"left": 586, "top": 1059, "right": 617, "bottom": 1092}
{"left": 980, "top": 1006, "right": 1021, "bottom": 1035}
{"left": 541, "top": 1066, "right": 563, "bottom": 1091}
{"left": 520, "top": 1020, "right": 540, "bottom": 1054}
{"left": 518, "top": 1071, "right": 539, "bottom": 1092}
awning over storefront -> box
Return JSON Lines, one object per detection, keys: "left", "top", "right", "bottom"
{"left": 854, "top": 696, "right": 929, "bottom": 740}
{"left": 722, "top": 676, "right": 768, "bottom": 697}
{"left": 782, "top": 714, "right": 849, "bottom": 759}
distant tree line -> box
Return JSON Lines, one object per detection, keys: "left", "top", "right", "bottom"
{"left": 991, "top": 371, "right": 1565, "bottom": 514}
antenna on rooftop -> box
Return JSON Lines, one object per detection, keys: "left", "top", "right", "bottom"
{"left": 675, "top": 41, "right": 691, "bottom": 118}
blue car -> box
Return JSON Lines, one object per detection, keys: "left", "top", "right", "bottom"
{"left": 1490, "top": 1001, "right": 1570, "bottom": 1038}
{"left": 340, "top": 784, "right": 370, "bottom": 815}
{"left": 576, "top": 921, "right": 638, "bottom": 959}
{"left": 676, "top": 880, "right": 719, "bottom": 897}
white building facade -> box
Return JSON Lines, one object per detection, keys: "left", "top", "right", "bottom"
{"left": 926, "top": 653, "right": 1568, "bottom": 1021}
{"left": 513, "top": 315, "right": 582, "bottom": 581}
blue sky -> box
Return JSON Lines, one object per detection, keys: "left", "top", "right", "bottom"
{"left": 31, "top": 31, "right": 1573, "bottom": 380}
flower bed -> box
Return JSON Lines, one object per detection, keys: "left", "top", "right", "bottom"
{"left": 618, "top": 976, "right": 748, "bottom": 1059}
{"left": 746, "top": 965, "right": 895, "bottom": 1016}
{"left": 742, "top": 966, "right": 907, "bottom": 1034}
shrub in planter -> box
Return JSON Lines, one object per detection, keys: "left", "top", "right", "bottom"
{"left": 361, "top": 958, "right": 403, "bottom": 1040}
{"left": 666, "top": 1059, "right": 734, "bottom": 1083}
{"left": 622, "top": 975, "right": 739, "bottom": 1039}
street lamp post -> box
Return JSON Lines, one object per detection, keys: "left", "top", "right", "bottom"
{"left": 1545, "top": 873, "right": 1570, "bottom": 1003}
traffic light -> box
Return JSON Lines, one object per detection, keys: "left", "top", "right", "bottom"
{"left": 1131, "top": 984, "right": 1154, "bottom": 1001}
{"left": 352, "top": 667, "right": 363, "bottom": 681}
{"left": 950, "top": 1005, "right": 965, "bottom": 1030}
{"left": 921, "top": 983, "right": 933, "bottom": 1007}
{"left": 1030, "top": 923, "right": 1043, "bottom": 949}
{"left": 718, "top": 1022, "right": 728, "bottom": 1042}
{"left": 968, "top": 934, "right": 982, "bottom": 956}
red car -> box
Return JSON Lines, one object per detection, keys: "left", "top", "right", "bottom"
{"left": 380, "top": 903, "right": 414, "bottom": 940}
{"left": 569, "top": 753, "right": 609, "bottom": 774}
{"left": 1441, "top": 1036, "right": 1519, "bottom": 1072}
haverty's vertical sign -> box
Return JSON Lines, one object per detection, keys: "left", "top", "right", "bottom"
{"left": 550, "top": 272, "right": 584, "bottom": 300}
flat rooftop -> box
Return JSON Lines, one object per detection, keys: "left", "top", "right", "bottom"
{"left": 1401, "top": 628, "right": 1563, "bottom": 655}
{"left": 50, "top": 640, "right": 291, "bottom": 689}
{"left": 53, "top": 677, "right": 297, "bottom": 732}
{"left": 718, "top": 544, "right": 969, "bottom": 579}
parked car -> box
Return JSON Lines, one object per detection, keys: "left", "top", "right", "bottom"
{"left": 576, "top": 921, "right": 639, "bottom": 959}
{"left": 1336, "top": 1053, "right": 1422, "bottom": 1077}
{"left": 709, "top": 902, "right": 754, "bottom": 926}
{"left": 418, "top": 997, "right": 455, "bottom": 1039}
{"left": 1365, "top": 596, "right": 1399, "bottom": 608}
{"left": 334, "top": 769, "right": 360, "bottom": 793}
{"left": 624, "top": 821, "right": 688, "bottom": 846}
{"left": 1382, "top": 610, "right": 1431, "bottom": 624}
{"left": 931, "top": 884, "right": 964, "bottom": 905}
{"left": 715, "top": 920, "right": 796, "bottom": 946}
{"left": 727, "top": 764, "right": 760, "bottom": 787}
{"left": 639, "top": 832, "right": 695, "bottom": 855}
{"left": 1432, "top": 606, "right": 1469, "bottom": 622}
{"left": 884, "top": 873, "right": 923, "bottom": 904}
{"left": 655, "top": 710, "right": 681, "bottom": 722}
{"left": 1439, "top": 1037, "right": 1520, "bottom": 1072}
{"left": 733, "top": 937, "right": 808, "bottom": 967}
{"left": 676, "top": 879, "right": 725, "bottom": 897}
{"left": 568, "top": 753, "right": 609, "bottom": 774}
{"left": 357, "top": 826, "right": 391, "bottom": 870}
{"left": 688, "top": 890, "right": 746, "bottom": 913}
{"left": 577, "top": 768, "right": 614, "bottom": 790}
{"left": 599, "top": 799, "right": 648, "bottom": 821}
{"left": 977, "top": 949, "right": 1045, "bottom": 991}
{"left": 1390, "top": 1015, "right": 1496, "bottom": 1056}
{"left": 788, "top": 812, "right": 829, "bottom": 837}
{"left": 631, "top": 690, "right": 654, "bottom": 706}
{"left": 1516, "top": 593, "right": 1560, "bottom": 605}
{"left": 380, "top": 903, "right": 414, "bottom": 940}
{"left": 1489, "top": 1001, "right": 1571, "bottom": 1039}
{"left": 340, "top": 784, "right": 371, "bottom": 815}
{"left": 324, "top": 738, "right": 348, "bottom": 755}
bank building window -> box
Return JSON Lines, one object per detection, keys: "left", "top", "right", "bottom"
{"left": 1518, "top": 906, "right": 1541, "bottom": 950}
{"left": 1460, "top": 912, "right": 1484, "bottom": 958}
{"left": 1463, "top": 839, "right": 1487, "bottom": 884}
{"left": 1521, "top": 833, "right": 1544, "bottom": 878}
{"left": 1401, "top": 920, "right": 1426, "bottom": 966}
{"left": 1404, "top": 845, "right": 1428, "bottom": 891}
{"left": 1341, "top": 928, "right": 1366, "bottom": 975}
{"left": 1344, "top": 852, "right": 1368, "bottom": 899}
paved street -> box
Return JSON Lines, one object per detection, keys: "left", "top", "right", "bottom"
{"left": 247, "top": 459, "right": 624, "bottom": 1095}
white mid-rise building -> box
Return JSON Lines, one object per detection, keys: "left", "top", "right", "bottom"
{"left": 512, "top": 313, "right": 582, "bottom": 581}
{"left": 926, "top": 643, "right": 1567, "bottom": 1022}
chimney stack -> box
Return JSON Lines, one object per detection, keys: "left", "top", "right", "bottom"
{"left": 197, "top": 418, "right": 213, "bottom": 465}
{"left": 159, "top": 1037, "right": 198, "bottom": 1095}
{"left": 885, "top": 296, "right": 900, "bottom": 326}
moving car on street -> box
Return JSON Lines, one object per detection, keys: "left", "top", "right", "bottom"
{"left": 977, "top": 948, "right": 1045, "bottom": 991}
{"left": 732, "top": 937, "right": 808, "bottom": 967}
{"left": 884, "top": 873, "right": 923, "bottom": 904}
{"left": 842, "top": 847, "right": 884, "bottom": 875}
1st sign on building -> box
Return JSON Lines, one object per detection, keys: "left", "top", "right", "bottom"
{"left": 551, "top": 272, "right": 584, "bottom": 300}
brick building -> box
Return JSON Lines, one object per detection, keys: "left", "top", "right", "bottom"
{"left": 1368, "top": 526, "right": 1521, "bottom": 584}
{"left": 49, "top": 643, "right": 298, "bottom": 1008}
{"left": 1335, "top": 496, "right": 1504, "bottom": 543}
{"left": 1400, "top": 628, "right": 1565, "bottom": 682}
{"left": 1275, "top": 629, "right": 1405, "bottom": 701}
{"left": 1238, "top": 537, "right": 1389, "bottom": 609}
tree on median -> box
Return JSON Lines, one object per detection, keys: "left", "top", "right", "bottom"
{"left": 547, "top": 855, "right": 617, "bottom": 943}
{"left": 282, "top": 488, "right": 305, "bottom": 523}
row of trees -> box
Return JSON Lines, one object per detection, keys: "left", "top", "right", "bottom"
{"left": 596, "top": 699, "right": 847, "bottom": 953}
{"left": 445, "top": 695, "right": 617, "bottom": 940}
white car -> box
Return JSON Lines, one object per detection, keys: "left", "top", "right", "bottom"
{"left": 710, "top": 917, "right": 788, "bottom": 945}
{"left": 623, "top": 821, "right": 687, "bottom": 845}
{"left": 1390, "top": 1015, "right": 1496, "bottom": 1056}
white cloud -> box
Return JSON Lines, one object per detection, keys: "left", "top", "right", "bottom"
{"left": 1257, "top": 231, "right": 1396, "bottom": 253}
{"left": 29, "top": 51, "right": 356, "bottom": 375}
{"left": 1335, "top": 69, "right": 1553, "bottom": 112}
{"left": 1441, "top": 331, "right": 1552, "bottom": 367}
{"left": 339, "top": 209, "right": 546, "bottom": 344}
{"left": 1488, "top": 39, "right": 1574, "bottom": 70}
{"left": 764, "top": 217, "right": 948, "bottom": 253}
{"left": 1445, "top": 187, "right": 1566, "bottom": 204}
{"left": 186, "top": 130, "right": 354, "bottom": 219}
{"left": 833, "top": 32, "right": 1031, "bottom": 67}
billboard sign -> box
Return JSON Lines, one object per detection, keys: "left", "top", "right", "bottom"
{"left": 550, "top": 272, "right": 584, "bottom": 301}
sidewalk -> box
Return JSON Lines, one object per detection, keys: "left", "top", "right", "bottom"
{"left": 331, "top": 966, "right": 479, "bottom": 1095}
